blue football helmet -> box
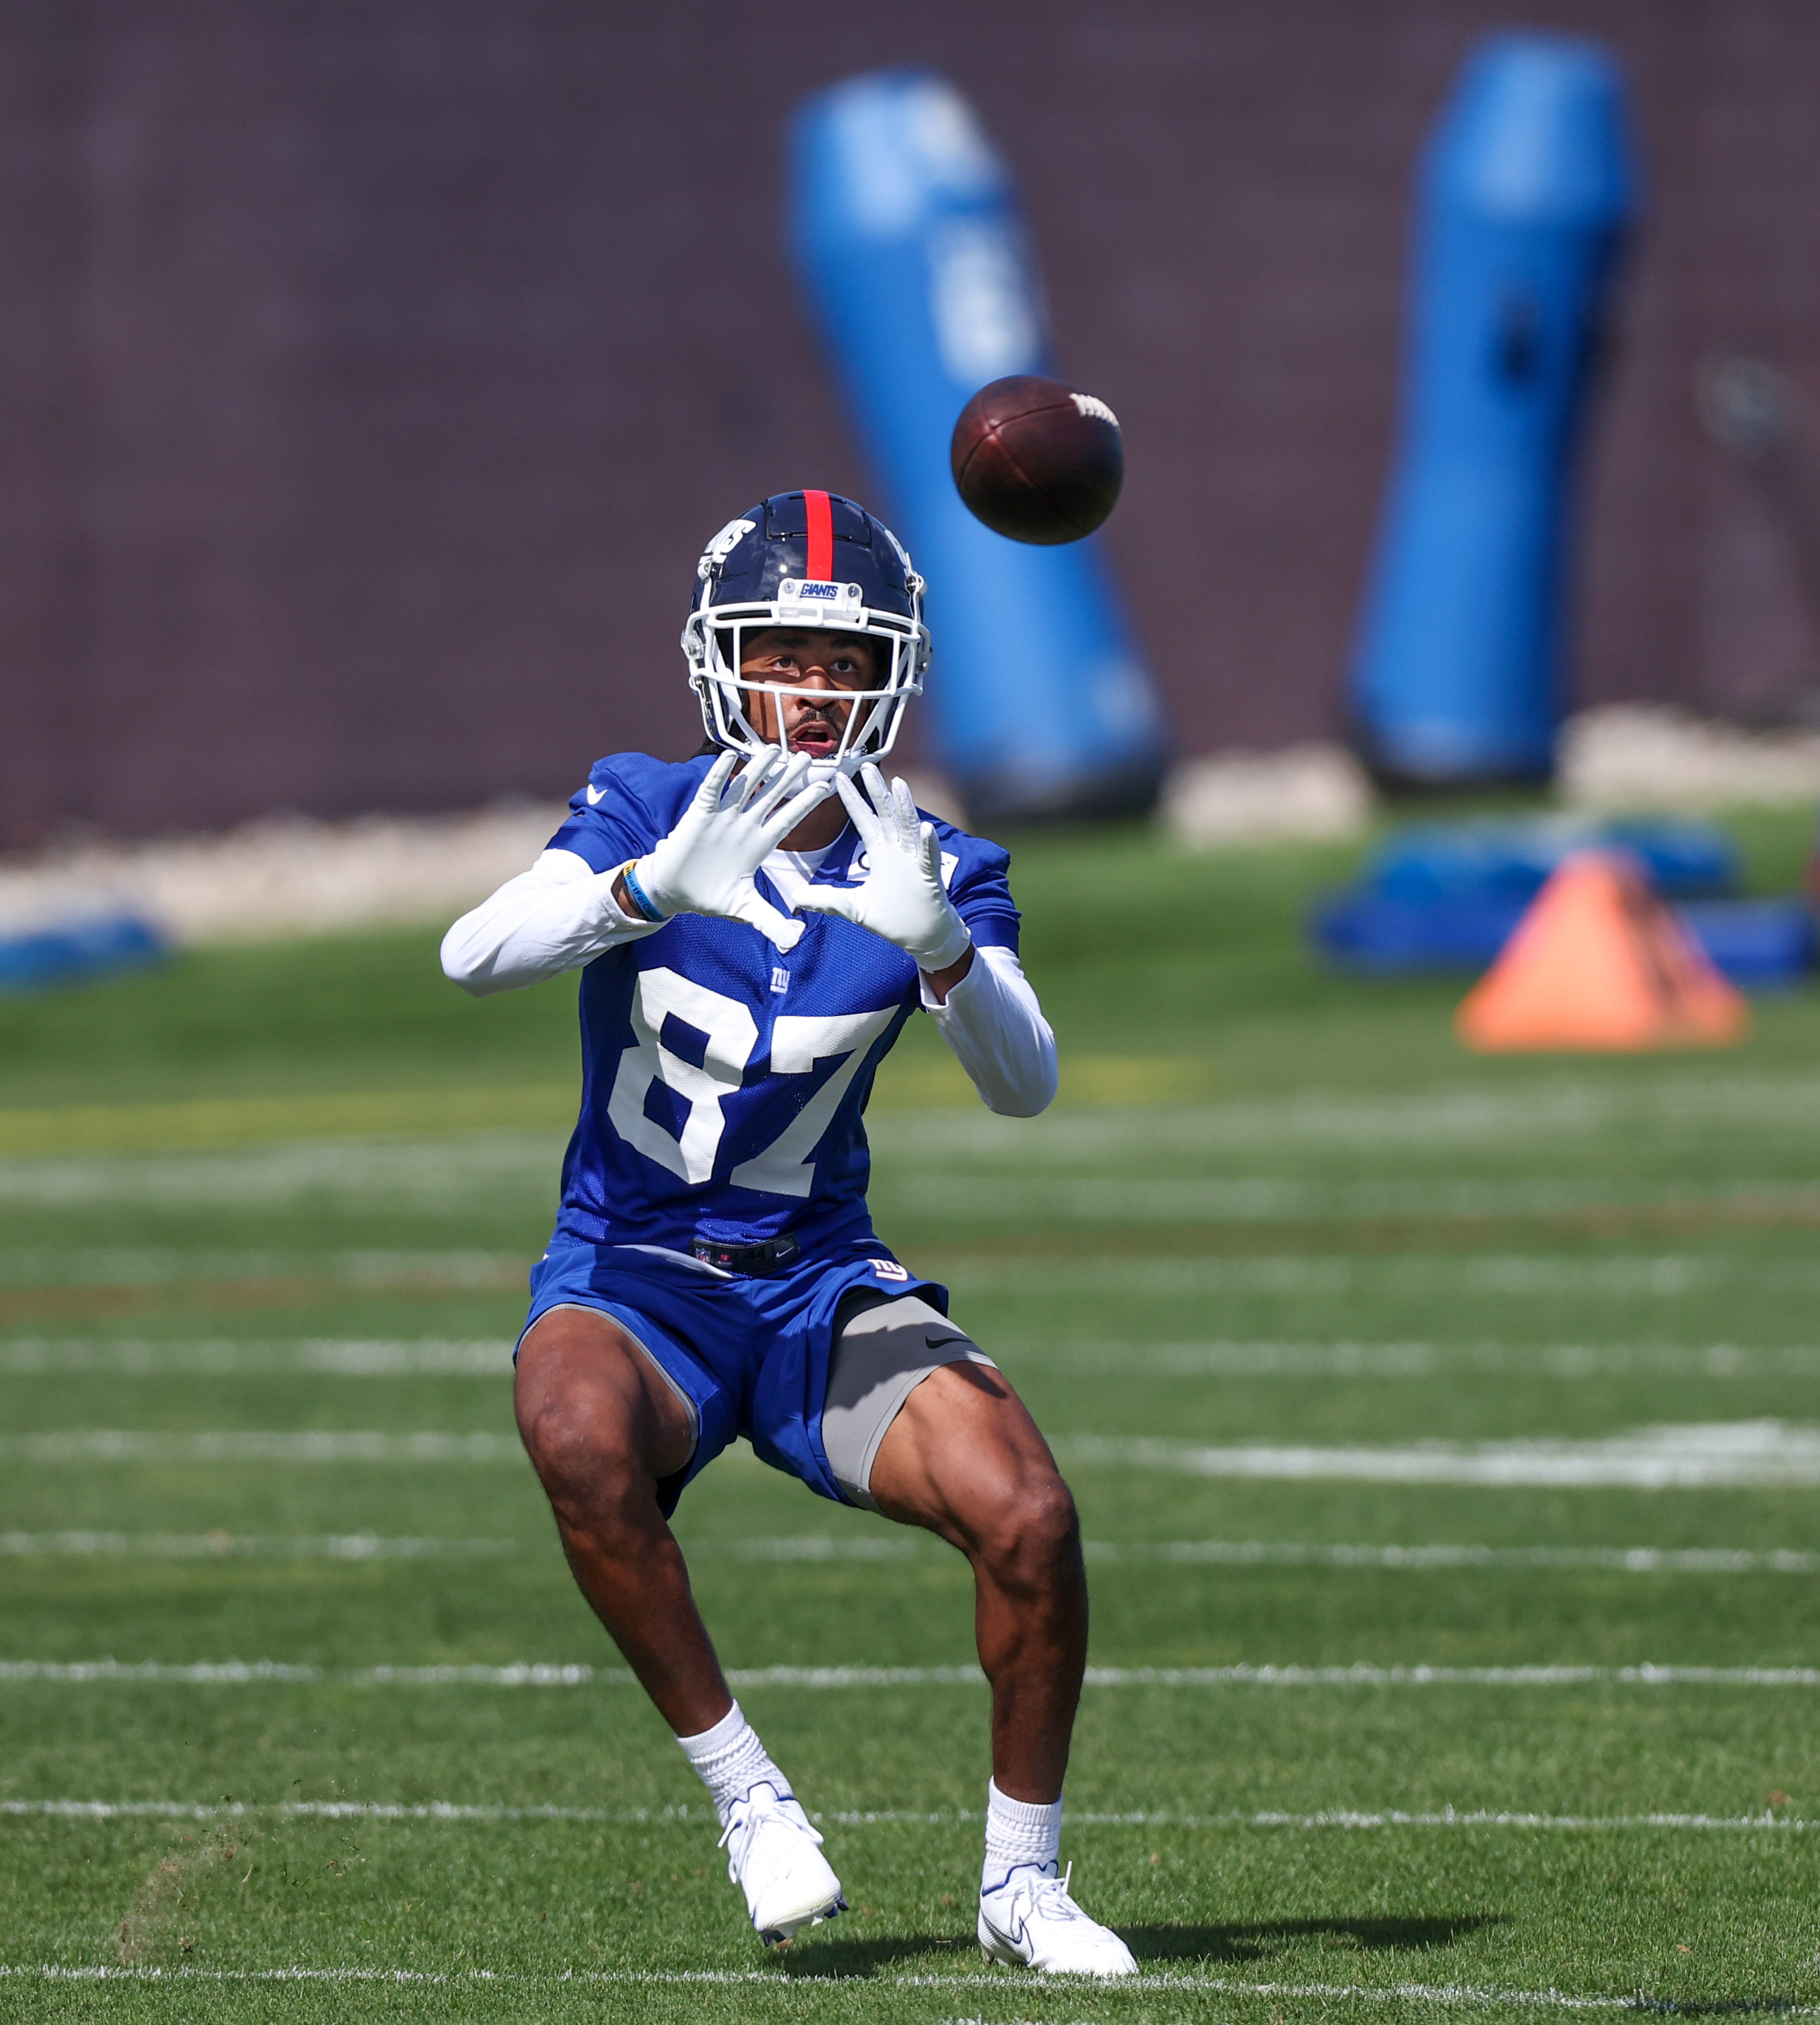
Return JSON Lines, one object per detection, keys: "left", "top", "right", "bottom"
{"left": 682, "top": 489, "right": 930, "bottom": 775}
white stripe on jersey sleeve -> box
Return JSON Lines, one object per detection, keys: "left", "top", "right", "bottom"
{"left": 440, "top": 848, "right": 660, "bottom": 996}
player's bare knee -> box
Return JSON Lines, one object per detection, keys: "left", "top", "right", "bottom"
{"left": 519, "top": 1388, "right": 647, "bottom": 1517}
{"left": 979, "top": 1471, "right": 1081, "bottom": 1593}
{"left": 1019, "top": 1473, "right": 1082, "bottom": 1570}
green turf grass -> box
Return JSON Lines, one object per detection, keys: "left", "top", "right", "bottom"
{"left": 5, "top": 807, "right": 1820, "bottom": 2021}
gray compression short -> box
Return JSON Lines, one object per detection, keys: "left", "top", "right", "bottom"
{"left": 820, "top": 1295, "right": 996, "bottom": 1511}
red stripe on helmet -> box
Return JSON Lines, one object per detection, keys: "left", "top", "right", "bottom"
{"left": 804, "top": 490, "right": 833, "bottom": 583}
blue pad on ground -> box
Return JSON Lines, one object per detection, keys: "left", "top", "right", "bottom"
{"left": 1363, "top": 817, "right": 1738, "bottom": 905}
{"left": 0, "top": 914, "right": 167, "bottom": 995}
{"left": 1309, "top": 891, "right": 1814, "bottom": 989}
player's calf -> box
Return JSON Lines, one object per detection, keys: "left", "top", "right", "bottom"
{"left": 870, "top": 1360, "right": 1089, "bottom": 1798}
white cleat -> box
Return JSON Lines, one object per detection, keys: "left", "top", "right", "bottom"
{"left": 978, "top": 1860, "right": 1138, "bottom": 1978}
{"left": 717, "top": 1782, "right": 846, "bottom": 1945}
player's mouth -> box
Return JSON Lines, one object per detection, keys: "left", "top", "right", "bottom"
{"left": 787, "top": 710, "right": 843, "bottom": 757}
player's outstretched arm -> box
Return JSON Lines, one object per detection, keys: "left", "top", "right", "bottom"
{"left": 793, "top": 765, "right": 973, "bottom": 972}
{"left": 623, "top": 747, "right": 832, "bottom": 954}
{"left": 921, "top": 943, "right": 1058, "bottom": 1117}
{"left": 796, "top": 766, "right": 1056, "bottom": 1114}
{"left": 441, "top": 848, "right": 662, "bottom": 996}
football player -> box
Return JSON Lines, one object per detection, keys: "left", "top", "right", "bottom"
{"left": 442, "top": 490, "right": 1135, "bottom": 1977}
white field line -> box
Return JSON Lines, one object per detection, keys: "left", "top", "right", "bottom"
{"left": 10, "top": 1335, "right": 1820, "bottom": 1381}
{"left": 0, "top": 1248, "right": 525, "bottom": 1290}
{"left": 693, "top": 1534, "right": 920, "bottom": 1560}
{"left": 679, "top": 1535, "right": 1820, "bottom": 1575}
{"left": 1029, "top": 1340, "right": 1820, "bottom": 1380}
{"left": 1069, "top": 1664, "right": 1820, "bottom": 1687}
{"left": 4, "top": 1798, "right": 1810, "bottom": 1834}
{"left": 0, "top": 1337, "right": 510, "bottom": 1376}
{"left": 880, "top": 1173, "right": 1820, "bottom": 1223}
{"left": 6, "top": 1066, "right": 1813, "bottom": 1183}
{"left": 940, "top": 1254, "right": 1820, "bottom": 1299}
{"left": 5, "top": 1248, "right": 1818, "bottom": 1299}
{"left": 48, "top": 1145, "right": 1804, "bottom": 1218}
{"left": 0, "top": 1962, "right": 1786, "bottom": 2008}
{"left": 1081, "top": 1541, "right": 1820, "bottom": 1575}
{"left": 0, "top": 1136, "right": 558, "bottom": 1208}
{"left": 0, "top": 1430, "right": 522, "bottom": 1464}
{"left": 6, "top": 1658, "right": 1820, "bottom": 1689}
{"left": 0, "top": 1531, "right": 515, "bottom": 1560}
{"left": 1, "top": 1248, "right": 1744, "bottom": 1299}
{"left": 1058, "top": 1422, "right": 1820, "bottom": 1489}
{"left": 874, "top": 1072, "right": 1820, "bottom": 1158}
{"left": 6, "top": 1529, "right": 1801, "bottom": 1572}
{"left": 876, "top": 1076, "right": 1820, "bottom": 1160}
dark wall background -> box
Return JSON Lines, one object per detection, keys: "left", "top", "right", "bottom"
{"left": 2, "top": 0, "right": 1817, "bottom": 847}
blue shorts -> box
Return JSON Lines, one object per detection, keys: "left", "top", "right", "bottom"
{"left": 518, "top": 1237, "right": 949, "bottom": 1515}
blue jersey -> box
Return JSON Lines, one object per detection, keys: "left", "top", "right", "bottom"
{"left": 545, "top": 751, "right": 1021, "bottom": 1257}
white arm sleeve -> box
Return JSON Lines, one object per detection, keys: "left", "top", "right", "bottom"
{"left": 921, "top": 943, "right": 1058, "bottom": 1117}
{"left": 440, "top": 848, "right": 660, "bottom": 996}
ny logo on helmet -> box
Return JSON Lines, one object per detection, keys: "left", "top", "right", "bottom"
{"left": 697, "top": 518, "right": 756, "bottom": 582}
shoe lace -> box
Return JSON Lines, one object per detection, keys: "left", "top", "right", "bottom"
{"left": 1006, "top": 1860, "right": 1082, "bottom": 1926}
{"left": 716, "top": 1783, "right": 823, "bottom": 1862}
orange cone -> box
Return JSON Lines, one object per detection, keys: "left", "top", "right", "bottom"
{"left": 1457, "top": 850, "right": 1749, "bottom": 1052}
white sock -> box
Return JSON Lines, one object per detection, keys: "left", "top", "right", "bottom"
{"left": 981, "top": 1777, "right": 1062, "bottom": 1895}
{"left": 675, "top": 1701, "right": 791, "bottom": 1825}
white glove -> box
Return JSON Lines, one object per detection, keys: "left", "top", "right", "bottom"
{"left": 796, "top": 765, "right": 972, "bottom": 971}
{"left": 631, "top": 747, "right": 831, "bottom": 954}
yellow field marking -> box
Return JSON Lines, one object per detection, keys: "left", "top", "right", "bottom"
{"left": 1060, "top": 1055, "right": 1215, "bottom": 1105}
{"left": 859, "top": 1051, "right": 1213, "bottom": 1110}
{"left": 0, "top": 1086, "right": 579, "bottom": 1156}
{"left": 0, "top": 1058, "right": 1214, "bottom": 1156}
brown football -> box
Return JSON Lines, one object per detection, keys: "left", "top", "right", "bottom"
{"left": 949, "top": 374, "right": 1124, "bottom": 544}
